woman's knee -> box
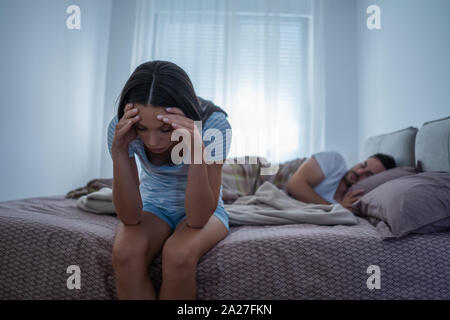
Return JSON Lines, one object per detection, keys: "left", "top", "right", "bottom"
{"left": 162, "top": 241, "right": 197, "bottom": 275}
{"left": 112, "top": 234, "right": 149, "bottom": 271}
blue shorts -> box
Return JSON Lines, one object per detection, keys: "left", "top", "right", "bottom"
{"left": 142, "top": 202, "right": 230, "bottom": 232}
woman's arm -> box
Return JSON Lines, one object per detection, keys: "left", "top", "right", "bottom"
{"left": 112, "top": 152, "right": 143, "bottom": 225}
{"left": 184, "top": 157, "right": 222, "bottom": 228}
{"left": 129, "top": 156, "right": 140, "bottom": 188}
{"left": 158, "top": 106, "right": 225, "bottom": 228}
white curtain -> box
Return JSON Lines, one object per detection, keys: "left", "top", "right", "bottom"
{"left": 130, "top": 0, "right": 325, "bottom": 163}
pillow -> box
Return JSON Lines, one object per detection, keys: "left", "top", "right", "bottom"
{"left": 259, "top": 157, "right": 306, "bottom": 191}
{"left": 221, "top": 156, "right": 306, "bottom": 204}
{"left": 363, "top": 126, "right": 418, "bottom": 167}
{"left": 347, "top": 166, "right": 419, "bottom": 195}
{"left": 352, "top": 172, "right": 450, "bottom": 239}
{"left": 221, "top": 156, "right": 268, "bottom": 204}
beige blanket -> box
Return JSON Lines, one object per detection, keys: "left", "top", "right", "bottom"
{"left": 77, "top": 182, "right": 358, "bottom": 226}
{"left": 225, "top": 181, "right": 358, "bottom": 226}
{"left": 77, "top": 187, "right": 115, "bottom": 214}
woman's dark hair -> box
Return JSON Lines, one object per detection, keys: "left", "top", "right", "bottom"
{"left": 370, "top": 153, "right": 396, "bottom": 170}
{"left": 116, "top": 60, "right": 227, "bottom": 124}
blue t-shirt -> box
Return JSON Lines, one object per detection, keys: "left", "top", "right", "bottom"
{"left": 107, "top": 111, "right": 232, "bottom": 212}
{"left": 312, "top": 151, "right": 348, "bottom": 204}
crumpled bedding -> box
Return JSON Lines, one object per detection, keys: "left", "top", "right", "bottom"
{"left": 225, "top": 181, "right": 358, "bottom": 226}
{"left": 75, "top": 182, "right": 358, "bottom": 227}
{"left": 76, "top": 187, "right": 115, "bottom": 214}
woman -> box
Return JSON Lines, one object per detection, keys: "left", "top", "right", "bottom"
{"left": 107, "top": 60, "right": 232, "bottom": 300}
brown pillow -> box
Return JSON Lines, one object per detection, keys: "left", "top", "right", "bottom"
{"left": 352, "top": 172, "right": 450, "bottom": 239}
{"left": 347, "top": 166, "right": 419, "bottom": 195}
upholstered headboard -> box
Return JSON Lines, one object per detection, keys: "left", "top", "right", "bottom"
{"left": 363, "top": 116, "right": 450, "bottom": 172}
{"left": 415, "top": 116, "right": 450, "bottom": 173}
{"left": 363, "top": 127, "right": 418, "bottom": 167}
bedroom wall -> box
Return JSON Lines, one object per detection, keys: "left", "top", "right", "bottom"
{"left": 322, "top": 0, "right": 359, "bottom": 166}
{"left": 0, "top": 0, "right": 112, "bottom": 201}
{"left": 99, "top": 0, "right": 138, "bottom": 179}
{"left": 356, "top": 0, "right": 450, "bottom": 159}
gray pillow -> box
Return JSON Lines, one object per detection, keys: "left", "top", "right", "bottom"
{"left": 348, "top": 166, "right": 419, "bottom": 196}
{"left": 352, "top": 172, "right": 450, "bottom": 239}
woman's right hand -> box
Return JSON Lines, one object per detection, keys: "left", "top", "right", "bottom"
{"left": 111, "top": 103, "right": 140, "bottom": 156}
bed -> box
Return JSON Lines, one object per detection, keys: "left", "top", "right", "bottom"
{"left": 1, "top": 116, "right": 449, "bottom": 300}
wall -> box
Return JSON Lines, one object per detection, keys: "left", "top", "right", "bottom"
{"left": 99, "top": 0, "right": 138, "bottom": 179}
{"left": 322, "top": 0, "right": 359, "bottom": 166}
{"left": 356, "top": 0, "right": 450, "bottom": 159}
{"left": 0, "top": 0, "right": 112, "bottom": 201}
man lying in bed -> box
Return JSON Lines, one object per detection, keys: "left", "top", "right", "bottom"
{"left": 286, "top": 151, "right": 396, "bottom": 210}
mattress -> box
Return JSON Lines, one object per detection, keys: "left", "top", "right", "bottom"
{"left": 0, "top": 195, "right": 449, "bottom": 299}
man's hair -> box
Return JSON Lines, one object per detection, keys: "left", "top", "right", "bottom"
{"left": 370, "top": 153, "right": 396, "bottom": 170}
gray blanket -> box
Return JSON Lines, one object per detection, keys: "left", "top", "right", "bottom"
{"left": 76, "top": 182, "right": 358, "bottom": 227}
{"left": 226, "top": 181, "right": 358, "bottom": 226}
{"left": 77, "top": 187, "right": 115, "bottom": 214}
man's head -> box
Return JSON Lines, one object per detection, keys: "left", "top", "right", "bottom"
{"left": 343, "top": 153, "right": 396, "bottom": 187}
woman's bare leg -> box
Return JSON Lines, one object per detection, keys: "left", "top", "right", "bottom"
{"left": 112, "top": 211, "right": 172, "bottom": 300}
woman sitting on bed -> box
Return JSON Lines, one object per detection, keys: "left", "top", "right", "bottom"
{"left": 107, "top": 60, "right": 232, "bottom": 300}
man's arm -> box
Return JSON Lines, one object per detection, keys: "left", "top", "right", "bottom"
{"left": 286, "top": 157, "right": 331, "bottom": 205}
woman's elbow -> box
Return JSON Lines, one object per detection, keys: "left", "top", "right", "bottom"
{"left": 122, "top": 218, "right": 142, "bottom": 226}
{"left": 118, "top": 211, "right": 143, "bottom": 226}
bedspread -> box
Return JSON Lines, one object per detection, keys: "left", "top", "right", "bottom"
{"left": 1, "top": 195, "right": 449, "bottom": 299}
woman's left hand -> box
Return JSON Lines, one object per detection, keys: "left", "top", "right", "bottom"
{"left": 157, "top": 107, "right": 204, "bottom": 164}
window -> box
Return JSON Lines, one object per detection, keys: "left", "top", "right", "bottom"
{"left": 149, "top": 7, "right": 312, "bottom": 162}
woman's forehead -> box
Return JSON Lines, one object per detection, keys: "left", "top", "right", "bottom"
{"left": 134, "top": 103, "right": 164, "bottom": 112}
{"left": 135, "top": 105, "right": 167, "bottom": 128}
